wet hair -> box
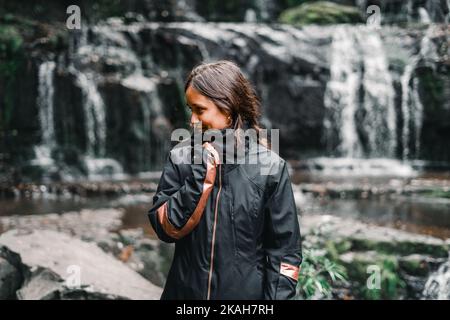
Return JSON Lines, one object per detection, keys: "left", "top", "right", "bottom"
{"left": 184, "top": 60, "right": 268, "bottom": 148}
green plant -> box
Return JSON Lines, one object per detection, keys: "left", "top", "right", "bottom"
{"left": 297, "top": 247, "right": 348, "bottom": 299}
{"left": 361, "top": 256, "right": 406, "bottom": 300}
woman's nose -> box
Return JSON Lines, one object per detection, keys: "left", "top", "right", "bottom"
{"left": 190, "top": 113, "right": 199, "bottom": 126}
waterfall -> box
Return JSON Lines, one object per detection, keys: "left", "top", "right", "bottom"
{"left": 400, "top": 58, "right": 423, "bottom": 160}
{"left": 74, "top": 70, "right": 107, "bottom": 157}
{"left": 254, "top": 0, "right": 271, "bottom": 21}
{"left": 400, "top": 25, "right": 438, "bottom": 160}
{"left": 244, "top": 9, "right": 257, "bottom": 23}
{"left": 418, "top": 7, "right": 432, "bottom": 24}
{"left": 423, "top": 258, "right": 450, "bottom": 299}
{"left": 324, "top": 25, "right": 362, "bottom": 158}
{"left": 73, "top": 68, "right": 127, "bottom": 180}
{"left": 448, "top": 0, "right": 450, "bottom": 23}
{"left": 356, "top": 28, "right": 396, "bottom": 157}
{"left": 401, "top": 60, "right": 415, "bottom": 160}
{"left": 33, "top": 61, "right": 56, "bottom": 167}
{"left": 20, "top": 20, "right": 448, "bottom": 180}
{"left": 324, "top": 25, "right": 396, "bottom": 158}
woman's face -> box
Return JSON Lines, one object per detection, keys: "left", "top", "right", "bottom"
{"left": 185, "top": 85, "right": 230, "bottom": 131}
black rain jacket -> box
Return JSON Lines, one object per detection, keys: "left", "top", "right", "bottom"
{"left": 148, "top": 126, "right": 302, "bottom": 300}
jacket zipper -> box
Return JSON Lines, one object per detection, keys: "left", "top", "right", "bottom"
{"left": 231, "top": 202, "right": 237, "bottom": 258}
{"left": 207, "top": 163, "right": 222, "bottom": 300}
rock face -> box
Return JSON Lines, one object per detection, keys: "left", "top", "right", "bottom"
{"left": 1, "top": 16, "right": 449, "bottom": 183}
{"left": 0, "top": 229, "right": 163, "bottom": 300}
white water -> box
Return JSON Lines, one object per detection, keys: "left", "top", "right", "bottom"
{"left": 71, "top": 25, "right": 146, "bottom": 177}
{"left": 401, "top": 58, "right": 418, "bottom": 160}
{"left": 324, "top": 25, "right": 396, "bottom": 158}
{"left": 401, "top": 25, "right": 438, "bottom": 160}
{"left": 74, "top": 70, "right": 107, "bottom": 157}
{"left": 83, "top": 156, "right": 127, "bottom": 181}
{"left": 419, "top": 7, "right": 432, "bottom": 24}
{"left": 324, "top": 25, "right": 362, "bottom": 158}
{"left": 356, "top": 28, "right": 396, "bottom": 157}
{"left": 423, "top": 258, "right": 450, "bottom": 300}
{"left": 32, "top": 61, "right": 56, "bottom": 167}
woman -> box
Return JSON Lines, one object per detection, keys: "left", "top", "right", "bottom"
{"left": 148, "top": 60, "right": 302, "bottom": 300}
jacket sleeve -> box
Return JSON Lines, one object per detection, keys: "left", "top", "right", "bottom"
{"left": 147, "top": 142, "right": 220, "bottom": 243}
{"left": 263, "top": 160, "right": 303, "bottom": 300}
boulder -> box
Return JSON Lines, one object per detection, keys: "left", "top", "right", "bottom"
{"left": 302, "top": 215, "right": 450, "bottom": 257}
{"left": 0, "top": 229, "right": 163, "bottom": 300}
{"left": 0, "top": 209, "right": 174, "bottom": 287}
{"left": 0, "top": 246, "right": 24, "bottom": 299}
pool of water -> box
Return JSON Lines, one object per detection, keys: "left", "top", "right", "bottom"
{"left": 1, "top": 160, "right": 449, "bottom": 240}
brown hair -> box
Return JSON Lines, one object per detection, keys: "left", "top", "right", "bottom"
{"left": 184, "top": 60, "right": 268, "bottom": 148}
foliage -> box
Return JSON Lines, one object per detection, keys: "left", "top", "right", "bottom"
{"left": 0, "top": 24, "right": 24, "bottom": 132}
{"left": 296, "top": 222, "right": 349, "bottom": 299}
{"left": 360, "top": 255, "right": 407, "bottom": 300}
{"left": 279, "top": 1, "right": 363, "bottom": 26}
{"left": 297, "top": 247, "right": 348, "bottom": 299}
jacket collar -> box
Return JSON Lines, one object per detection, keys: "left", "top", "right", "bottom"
{"left": 193, "top": 121, "right": 254, "bottom": 173}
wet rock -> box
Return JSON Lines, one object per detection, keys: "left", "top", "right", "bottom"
{"left": 16, "top": 266, "right": 128, "bottom": 300}
{"left": 0, "top": 209, "right": 124, "bottom": 244}
{"left": 0, "top": 229, "right": 163, "bottom": 300}
{"left": 116, "top": 228, "right": 174, "bottom": 287}
{"left": 0, "top": 246, "right": 24, "bottom": 299}
{"left": 5, "top": 181, "right": 158, "bottom": 199}
{"left": 0, "top": 209, "right": 173, "bottom": 287}
{"left": 398, "top": 254, "right": 446, "bottom": 277}
{"left": 302, "top": 214, "right": 450, "bottom": 299}
{"left": 302, "top": 215, "right": 450, "bottom": 257}
{"left": 17, "top": 267, "right": 66, "bottom": 300}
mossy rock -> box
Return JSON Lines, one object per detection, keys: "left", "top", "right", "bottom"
{"left": 398, "top": 254, "right": 433, "bottom": 277}
{"left": 421, "top": 189, "right": 450, "bottom": 199}
{"left": 278, "top": 1, "right": 363, "bottom": 26}
{"left": 339, "top": 251, "right": 407, "bottom": 299}
{"left": 349, "top": 237, "right": 449, "bottom": 258}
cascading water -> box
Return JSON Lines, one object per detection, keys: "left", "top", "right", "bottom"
{"left": 68, "top": 25, "right": 130, "bottom": 180}
{"left": 74, "top": 70, "right": 107, "bottom": 158}
{"left": 324, "top": 25, "right": 363, "bottom": 158}
{"left": 401, "top": 24, "right": 439, "bottom": 160}
{"left": 320, "top": 24, "right": 426, "bottom": 176}
{"left": 32, "top": 61, "right": 56, "bottom": 167}
{"left": 324, "top": 25, "right": 397, "bottom": 159}
{"left": 21, "top": 19, "right": 447, "bottom": 181}
{"left": 356, "top": 28, "right": 397, "bottom": 158}
{"left": 423, "top": 257, "right": 450, "bottom": 299}
{"left": 401, "top": 57, "right": 423, "bottom": 160}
